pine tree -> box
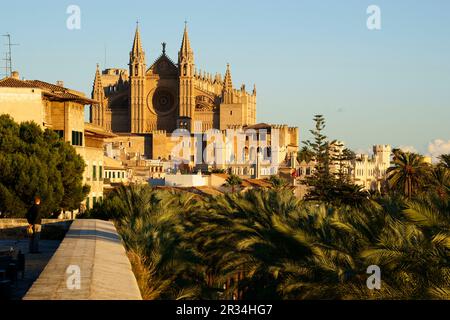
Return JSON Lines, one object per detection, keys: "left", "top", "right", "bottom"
{"left": 302, "top": 115, "right": 337, "bottom": 202}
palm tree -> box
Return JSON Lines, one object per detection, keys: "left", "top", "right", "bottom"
{"left": 427, "top": 166, "right": 450, "bottom": 200}
{"left": 268, "top": 175, "right": 288, "bottom": 189}
{"left": 113, "top": 185, "right": 207, "bottom": 300}
{"left": 223, "top": 174, "right": 243, "bottom": 193}
{"left": 91, "top": 181, "right": 450, "bottom": 300}
{"left": 366, "top": 197, "right": 450, "bottom": 299}
{"left": 187, "top": 188, "right": 378, "bottom": 299}
{"left": 387, "top": 149, "right": 431, "bottom": 198}
{"left": 439, "top": 154, "right": 450, "bottom": 169}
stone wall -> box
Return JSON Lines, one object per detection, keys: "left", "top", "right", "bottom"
{"left": 24, "top": 219, "right": 142, "bottom": 300}
{"left": 0, "top": 219, "right": 72, "bottom": 240}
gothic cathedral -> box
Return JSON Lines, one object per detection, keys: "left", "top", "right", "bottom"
{"left": 91, "top": 24, "right": 257, "bottom": 134}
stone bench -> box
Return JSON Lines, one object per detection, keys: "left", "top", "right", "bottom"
{"left": 23, "top": 219, "right": 142, "bottom": 300}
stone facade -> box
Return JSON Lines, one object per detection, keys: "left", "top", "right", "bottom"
{"left": 353, "top": 145, "right": 391, "bottom": 190}
{"left": 91, "top": 24, "right": 257, "bottom": 134}
{"left": 0, "top": 73, "right": 116, "bottom": 211}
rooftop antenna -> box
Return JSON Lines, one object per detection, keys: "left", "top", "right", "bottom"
{"left": 2, "top": 33, "right": 19, "bottom": 78}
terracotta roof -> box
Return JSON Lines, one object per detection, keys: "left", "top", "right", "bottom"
{"left": 28, "top": 80, "right": 97, "bottom": 105}
{"left": 0, "top": 77, "right": 38, "bottom": 88}
{"left": 0, "top": 77, "right": 96, "bottom": 105}
{"left": 26, "top": 80, "right": 69, "bottom": 92}
{"left": 42, "top": 91, "right": 97, "bottom": 104}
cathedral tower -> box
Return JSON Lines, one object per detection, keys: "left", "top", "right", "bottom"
{"left": 177, "top": 23, "right": 195, "bottom": 130}
{"left": 129, "top": 23, "right": 147, "bottom": 133}
{"left": 91, "top": 63, "right": 106, "bottom": 128}
{"left": 223, "top": 63, "right": 234, "bottom": 104}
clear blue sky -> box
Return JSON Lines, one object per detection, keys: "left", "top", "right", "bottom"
{"left": 2, "top": 0, "right": 449, "bottom": 156}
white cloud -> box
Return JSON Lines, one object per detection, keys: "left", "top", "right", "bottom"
{"left": 427, "top": 139, "right": 450, "bottom": 162}
{"left": 398, "top": 145, "right": 418, "bottom": 154}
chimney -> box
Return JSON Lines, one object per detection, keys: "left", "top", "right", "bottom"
{"left": 11, "top": 71, "right": 19, "bottom": 79}
{"left": 56, "top": 80, "right": 64, "bottom": 87}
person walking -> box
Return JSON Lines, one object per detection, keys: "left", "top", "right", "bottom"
{"left": 26, "top": 196, "right": 42, "bottom": 254}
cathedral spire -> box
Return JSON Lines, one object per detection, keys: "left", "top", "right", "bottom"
{"left": 224, "top": 63, "right": 233, "bottom": 91}
{"left": 129, "top": 22, "right": 147, "bottom": 133}
{"left": 91, "top": 64, "right": 106, "bottom": 129}
{"left": 92, "top": 63, "right": 104, "bottom": 99}
{"left": 178, "top": 22, "right": 195, "bottom": 130}
{"left": 131, "top": 22, "right": 144, "bottom": 57}
{"left": 180, "top": 22, "right": 192, "bottom": 57}
{"left": 178, "top": 22, "right": 194, "bottom": 71}
{"left": 223, "top": 63, "right": 234, "bottom": 104}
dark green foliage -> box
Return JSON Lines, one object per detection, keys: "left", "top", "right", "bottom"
{"left": 439, "top": 154, "right": 450, "bottom": 169}
{"left": 268, "top": 175, "right": 288, "bottom": 188}
{"left": 302, "top": 115, "right": 367, "bottom": 206}
{"left": 101, "top": 185, "right": 450, "bottom": 300}
{"left": 223, "top": 174, "right": 243, "bottom": 193}
{"left": 0, "top": 115, "right": 89, "bottom": 217}
{"left": 387, "top": 148, "right": 431, "bottom": 199}
{"left": 297, "top": 146, "right": 314, "bottom": 163}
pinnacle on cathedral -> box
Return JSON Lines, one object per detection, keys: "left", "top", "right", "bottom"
{"left": 92, "top": 63, "right": 104, "bottom": 101}
{"left": 131, "top": 23, "right": 145, "bottom": 58}
{"left": 224, "top": 63, "right": 233, "bottom": 90}
{"left": 179, "top": 23, "right": 193, "bottom": 62}
{"left": 223, "top": 63, "right": 234, "bottom": 103}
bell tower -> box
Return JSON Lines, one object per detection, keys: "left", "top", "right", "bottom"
{"left": 91, "top": 63, "right": 107, "bottom": 129}
{"left": 177, "top": 22, "right": 195, "bottom": 131}
{"left": 129, "top": 22, "right": 147, "bottom": 133}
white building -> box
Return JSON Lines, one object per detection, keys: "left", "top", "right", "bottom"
{"left": 353, "top": 145, "right": 391, "bottom": 191}
{"left": 164, "top": 171, "right": 208, "bottom": 187}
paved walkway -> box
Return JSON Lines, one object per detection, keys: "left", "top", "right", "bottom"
{"left": 0, "top": 240, "right": 61, "bottom": 300}
{"left": 23, "top": 219, "right": 142, "bottom": 300}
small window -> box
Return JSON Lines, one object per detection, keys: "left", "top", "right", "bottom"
{"left": 230, "top": 111, "right": 233, "bottom": 115}
{"left": 93, "top": 165, "right": 97, "bottom": 181}
{"left": 99, "top": 166, "right": 103, "bottom": 179}
{"left": 71, "top": 131, "right": 83, "bottom": 146}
